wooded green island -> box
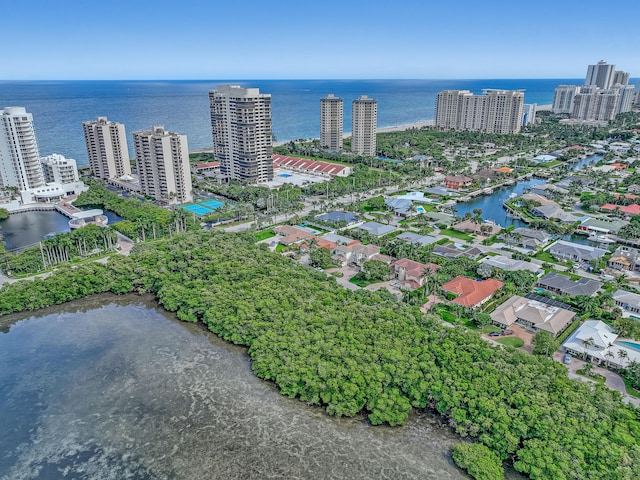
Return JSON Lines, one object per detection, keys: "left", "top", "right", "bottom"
{"left": 0, "top": 230, "right": 638, "bottom": 480}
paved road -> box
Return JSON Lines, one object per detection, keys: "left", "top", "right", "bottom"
{"left": 553, "top": 351, "right": 639, "bottom": 407}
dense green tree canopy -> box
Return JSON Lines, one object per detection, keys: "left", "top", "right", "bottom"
{"left": 0, "top": 231, "right": 638, "bottom": 480}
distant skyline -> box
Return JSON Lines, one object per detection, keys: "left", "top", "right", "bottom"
{"left": 2, "top": 0, "right": 639, "bottom": 80}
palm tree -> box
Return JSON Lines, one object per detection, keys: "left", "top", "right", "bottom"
{"left": 617, "top": 349, "right": 629, "bottom": 368}
{"left": 581, "top": 336, "right": 595, "bottom": 360}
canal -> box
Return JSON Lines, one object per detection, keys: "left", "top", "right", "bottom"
{"left": 455, "top": 155, "right": 601, "bottom": 229}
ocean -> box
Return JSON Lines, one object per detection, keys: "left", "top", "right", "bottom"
{"left": 0, "top": 79, "right": 585, "bottom": 166}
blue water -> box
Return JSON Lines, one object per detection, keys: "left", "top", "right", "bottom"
{"left": 202, "top": 200, "right": 224, "bottom": 210}
{"left": 617, "top": 341, "right": 640, "bottom": 352}
{"left": 183, "top": 205, "right": 212, "bottom": 216}
{"left": 0, "top": 79, "right": 589, "bottom": 166}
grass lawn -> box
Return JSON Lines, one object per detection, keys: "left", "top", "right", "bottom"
{"left": 623, "top": 378, "right": 640, "bottom": 398}
{"left": 275, "top": 244, "right": 286, "bottom": 253}
{"left": 348, "top": 274, "right": 380, "bottom": 287}
{"left": 439, "top": 228, "right": 474, "bottom": 242}
{"left": 481, "top": 325, "right": 502, "bottom": 333}
{"left": 576, "top": 369, "right": 606, "bottom": 384}
{"left": 540, "top": 160, "right": 564, "bottom": 168}
{"left": 496, "top": 337, "right": 525, "bottom": 348}
{"left": 255, "top": 230, "right": 276, "bottom": 242}
{"left": 533, "top": 250, "right": 560, "bottom": 264}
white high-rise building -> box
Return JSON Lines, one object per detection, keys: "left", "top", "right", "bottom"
{"left": 0, "top": 106, "right": 45, "bottom": 191}
{"left": 552, "top": 85, "right": 581, "bottom": 114}
{"left": 132, "top": 126, "right": 193, "bottom": 205}
{"left": 41, "top": 154, "right": 79, "bottom": 185}
{"left": 615, "top": 85, "right": 636, "bottom": 114}
{"left": 572, "top": 89, "right": 620, "bottom": 121}
{"left": 320, "top": 94, "right": 343, "bottom": 152}
{"left": 613, "top": 71, "right": 630, "bottom": 86}
{"left": 435, "top": 90, "right": 524, "bottom": 134}
{"left": 82, "top": 116, "right": 131, "bottom": 180}
{"left": 585, "top": 60, "right": 616, "bottom": 89}
{"left": 209, "top": 85, "right": 273, "bottom": 183}
{"left": 482, "top": 90, "right": 525, "bottom": 134}
{"left": 351, "top": 95, "right": 377, "bottom": 156}
{"left": 522, "top": 104, "right": 537, "bottom": 126}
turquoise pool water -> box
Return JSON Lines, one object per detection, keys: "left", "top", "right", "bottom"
{"left": 183, "top": 205, "right": 212, "bottom": 215}
{"left": 617, "top": 340, "right": 640, "bottom": 352}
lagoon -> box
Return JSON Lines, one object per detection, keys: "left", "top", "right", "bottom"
{"left": 0, "top": 210, "right": 122, "bottom": 251}
{"left": 0, "top": 295, "right": 525, "bottom": 480}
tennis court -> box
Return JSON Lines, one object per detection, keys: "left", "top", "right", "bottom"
{"left": 183, "top": 204, "right": 213, "bottom": 216}
{"left": 202, "top": 200, "right": 224, "bottom": 210}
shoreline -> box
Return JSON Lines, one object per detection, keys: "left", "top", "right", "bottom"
{"left": 199, "top": 104, "right": 553, "bottom": 151}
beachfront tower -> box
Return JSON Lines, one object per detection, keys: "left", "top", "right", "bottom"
{"left": 552, "top": 85, "right": 581, "bottom": 114}
{"left": 209, "top": 85, "right": 273, "bottom": 184}
{"left": 0, "top": 106, "right": 45, "bottom": 191}
{"left": 613, "top": 71, "right": 630, "bottom": 86}
{"left": 82, "top": 116, "right": 131, "bottom": 181}
{"left": 351, "top": 95, "right": 377, "bottom": 156}
{"left": 585, "top": 60, "right": 616, "bottom": 89}
{"left": 435, "top": 90, "right": 524, "bottom": 134}
{"left": 132, "top": 126, "right": 193, "bottom": 205}
{"left": 320, "top": 94, "right": 343, "bottom": 152}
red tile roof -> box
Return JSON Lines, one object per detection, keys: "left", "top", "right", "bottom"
{"left": 442, "top": 276, "right": 504, "bottom": 307}
{"left": 195, "top": 161, "right": 220, "bottom": 169}
{"left": 601, "top": 203, "right": 640, "bottom": 215}
{"left": 273, "top": 154, "right": 347, "bottom": 176}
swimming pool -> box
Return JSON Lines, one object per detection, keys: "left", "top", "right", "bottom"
{"left": 617, "top": 340, "right": 640, "bottom": 353}
{"left": 279, "top": 173, "right": 292, "bottom": 178}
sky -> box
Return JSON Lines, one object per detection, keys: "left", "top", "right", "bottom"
{"left": 2, "top": 0, "right": 639, "bottom": 80}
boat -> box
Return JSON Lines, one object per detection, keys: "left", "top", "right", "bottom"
{"left": 508, "top": 193, "right": 517, "bottom": 199}
{"left": 588, "top": 234, "right": 615, "bottom": 244}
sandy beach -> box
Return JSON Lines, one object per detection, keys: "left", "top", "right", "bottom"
{"left": 207, "top": 107, "right": 553, "bottom": 150}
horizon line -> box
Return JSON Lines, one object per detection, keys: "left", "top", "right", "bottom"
{"left": 0, "top": 77, "right": 606, "bottom": 82}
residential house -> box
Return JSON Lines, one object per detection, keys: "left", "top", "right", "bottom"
{"left": 442, "top": 276, "right": 504, "bottom": 307}
{"left": 396, "top": 232, "right": 437, "bottom": 247}
{"left": 385, "top": 198, "right": 416, "bottom": 216}
{"left": 433, "top": 243, "right": 483, "bottom": 259}
{"left": 608, "top": 246, "right": 640, "bottom": 272}
{"left": 562, "top": 320, "right": 640, "bottom": 367}
{"left": 612, "top": 289, "right": 640, "bottom": 317}
{"left": 472, "top": 169, "right": 499, "bottom": 183}
{"left": 502, "top": 227, "right": 551, "bottom": 250}
{"left": 356, "top": 221, "right": 396, "bottom": 237}
{"left": 274, "top": 225, "right": 315, "bottom": 245}
{"left": 423, "top": 211, "right": 456, "bottom": 227}
{"left": 536, "top": 272, "right": 602, "bottom": 297}
{"left": 531, "top": 205, "right": 578, "bottom": 223}
{"left": 424, "top": 186, "right": 456, "bottom": 197}
{"left": 391, "top": 258, "right": 440, "bottom": 291}
{"left": 556, "top": 176, "right": 594, "bottom": 190}
{"left": 320, "top": 232, "right": 359, "bottom": 246}
{"left": 316, "top": 211, "right": 359, "bottom": 226}
{"left": 453, "top": 219, "right": 501, "bottom": 236}
{"left": 444, "top": 175, "right": 473, "bottom": 190}
{"left": 480, "top": 255, "right": 543, "bottom": 276}
{"left": 529, "top": 184, "right": 570, "bottom": 198}
{"left": 549, "top": 240, "right": 607, "bottom": 263}
{"left": 576, "top": 217, "right": 626, "bottom": 236}
{"left": 490, "top": 295, "right": 575, "bottom": 336}
{"left": 600, "top": 203, "right": 640, "bottom": 216}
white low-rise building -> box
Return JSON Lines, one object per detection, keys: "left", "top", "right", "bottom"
{"left": 562, "top": 320, "right": 640, "bottom": 368}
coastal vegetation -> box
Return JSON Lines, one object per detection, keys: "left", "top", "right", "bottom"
{"left": 0, "top": 230, "right": 638, "bottom": 479}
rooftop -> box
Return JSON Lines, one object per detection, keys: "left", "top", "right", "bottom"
{"left": 442, "top": 276, "right": 504, "bottom": 307}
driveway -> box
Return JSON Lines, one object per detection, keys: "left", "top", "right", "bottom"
{"left": 553, "top": 351, "right": 640, "bottom": 407}
{"left": 325, "top": 265, "right": 361, "bottom": 291}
